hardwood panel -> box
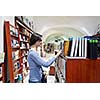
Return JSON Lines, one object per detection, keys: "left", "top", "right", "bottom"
{"left": 66, "top": 59, "right": 100, "bottom": 83}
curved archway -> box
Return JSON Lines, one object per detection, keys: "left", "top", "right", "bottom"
{"left": 42, "top": 25, "right": 89, "bottom": 55}
{"left": 42, "top": 26, "right": 87, "bottom": 43}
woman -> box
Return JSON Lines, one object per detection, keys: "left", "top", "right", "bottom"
{"left": 28, "top": 34, "right": 62, "bottom": 83}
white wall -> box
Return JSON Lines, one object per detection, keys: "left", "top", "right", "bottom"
{"left": 0, "top": 16, "right": 14, "bottom": 52}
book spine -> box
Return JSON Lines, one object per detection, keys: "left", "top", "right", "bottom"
{"left": 84, "top": 38, "right": 87, "bottom": 58}
{"left": 81, "top": 38, "right": 84, "bottom": 57}
{"left": 64, "top": 40, "right": 69, "bottom": 56}
{"left": 79, "top": 38, "right": 82, "bottom": 57}
{"left": 74, "top": 38, "right": 78, "bottom": 57}
{"left": 70, "top": 38, "right": 76, "bottom": 57}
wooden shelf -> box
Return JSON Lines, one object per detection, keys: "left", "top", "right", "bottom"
{"left": 20, "top": 40, "right": 29, "bottom": 43}
{"left": 13, "top": 55, "right": 26, "bottom": 63}
{"left": 13, "top": 57, "right": 20, "bottom": 63}
{"left": 15, "top": 16, "right": 42, "bottom": 37}
{"left": 4, "top": 18, "right": 32, "bottom": 83}
{"left": 15, "top": 17, "right": 33, "bottom": 34}
{"left": 20, "top": 48, "right": 29, "bottom": 50}
{"left": 12, "top": 47, "right": 20, "bottom": 50}
{"left": 19, "top": 31, "right": 30, "bottom": 38}
{"left": 66, "top": 56, "right": 86, "bottom": 59}
{"left": 66, "top": 59, "right": 100, "bottom": 83}
{"left": 11, "top": 34, "right": 19, "bottom": 39}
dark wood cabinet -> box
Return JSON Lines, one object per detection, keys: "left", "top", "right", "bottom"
{"left": 66, "top": 59, "right": 100, "bottom": 83}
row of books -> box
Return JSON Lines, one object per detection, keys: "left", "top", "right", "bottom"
{"left": 14, "top": 61, "right": 20, "bottom": 71}
{"left": 11, "top": 38, "right": 29, "bottom": 49}
{"left": 64, "top": 36, "right": 100, "bottom": 59}
{"left": 22, "top": 56, "right": 27, "bottom": 64}
{"left": 22, "top": 29, "right": 31, "bottom": 37}
{"left": 67, "top": 37, "right": 87, "bottom": 58}
{"left": 20, "top": 42, "right": 29, "bottom": 49}
{"left": 11, "top": 39, "right": 19, "bottom": 48}
{"left": 16, "top": 16, "right": 34, "bottom": 30}
{"left": 10, "top": 28, "right": 19, "bottom": 37}
{"left": 19, "top": 34, "right": 29, "bottom": 42}
{"left": 12, "top": 50, "right": 19, "bottom": 60}
{"left": 86, "top": 35, "right": 100, "bottom": 59}
{"left": 22, "top": 51, "right": 28, "bottom": 56}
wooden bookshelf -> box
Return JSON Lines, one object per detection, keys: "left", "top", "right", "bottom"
{"left": 15, "top": 18, "right": 31, "bottom": 82}
{"left": 54, "top": 35, "right": 100, "bottom": 83}
{"left": 66, "top": 58, "right": 100, "bottom": 83}
{"left": 4, "top": 17, "right": 35, "bottom": 82}
{"left": 4, "top": 21, "right": 21, "bottom": 82}
{"left": 64, "top": 34, "right": 100, "bottom": 82}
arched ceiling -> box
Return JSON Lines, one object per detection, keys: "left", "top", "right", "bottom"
{"left": 32, "top": 16, "right": 100, "bottom": 43}
{"left": 43, "top": 27, "right": 85, "bottom": 43}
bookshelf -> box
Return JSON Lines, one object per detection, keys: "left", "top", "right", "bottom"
{"left": 55, "top": 56, "right": 66, "bottom": 83}
{"left": 4, "top": 21, "right": 22, "bottom": 82}
{"left": 63, "top": 35, "right": 100, "bottom": 82}
{"left": 54, "top": 35, "right": 100, "bottom": 83}
{"left": 66, "top": 58, "right": 100, "bottom": 83}
{"left": 15, "top": 17, "right": 35, "bottom": 82}
{"left": 4, "top": 17, "right": 35, "bottom": 83}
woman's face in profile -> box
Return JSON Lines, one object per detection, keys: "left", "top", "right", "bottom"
{"left": 36, "top": 40, "right": 42, "bottom": 47}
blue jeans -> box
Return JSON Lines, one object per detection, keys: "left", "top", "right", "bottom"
{"left": 29, "top": 80, "right": 41, "bottom": 83}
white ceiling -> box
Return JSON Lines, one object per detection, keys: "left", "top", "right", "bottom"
{"left": 32, "top": 16, "right": 100, "bottom": 42}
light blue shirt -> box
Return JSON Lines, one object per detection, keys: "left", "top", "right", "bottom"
{"left": 28, "top": 49, "right": 56, "bottom": 82}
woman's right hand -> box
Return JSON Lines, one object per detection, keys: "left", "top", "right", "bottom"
{"left": 55, "top": 50, "right": 62, "bottom": 58}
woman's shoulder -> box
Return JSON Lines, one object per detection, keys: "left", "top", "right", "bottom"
{"left": 29, "top": 49, "right": 38, "bottom": 55}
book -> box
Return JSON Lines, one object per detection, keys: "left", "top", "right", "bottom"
{"left": 74, "top": 38, "right": 79, "bottom": 57}
{"left": 64, "top": 40, "right": 70, "bottom": 56}
{"left": 84, "top": 38, "right": 87, "bottom": 58}
{"left": 67, "top": 38, "right": 72, "bottom": 56}
{"left": 70, "top": 38, "right": 76, "bottom": 57}
{"left": 81, "top": 38, "right": 84, "bottom": 57}
{"left": 79, "top": 37, "right": 82, "bottom": 57}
